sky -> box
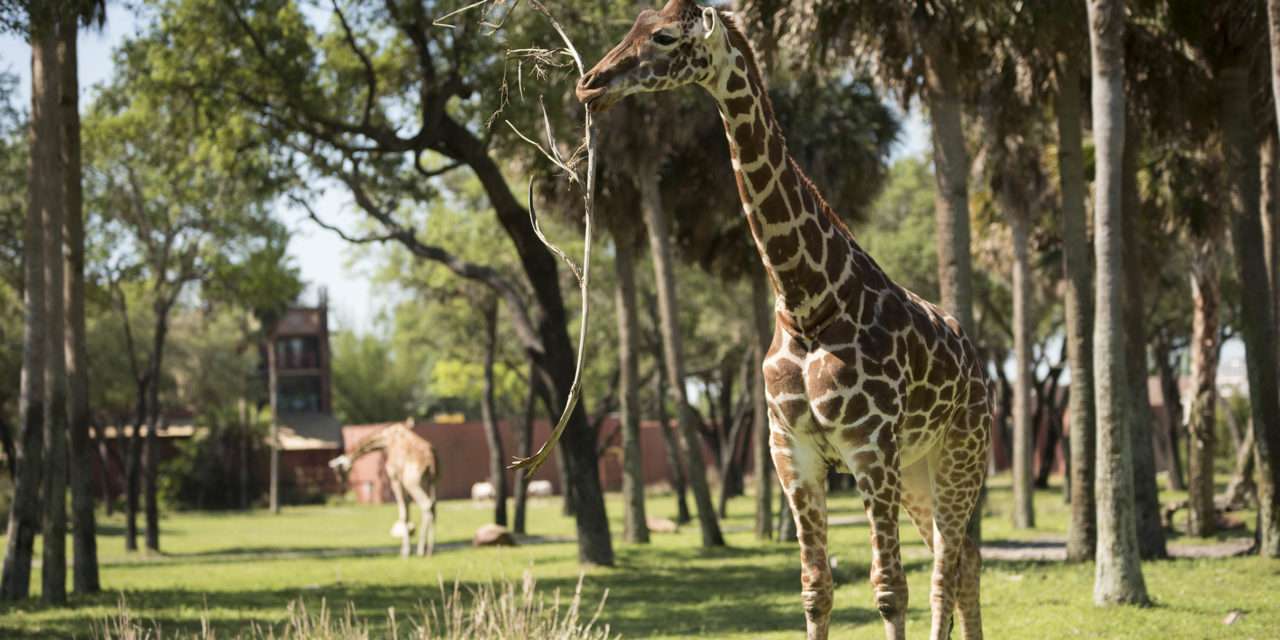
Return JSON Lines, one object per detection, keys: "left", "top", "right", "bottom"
{"left": 1, "top": 9, "right": 935, "bottom": 337}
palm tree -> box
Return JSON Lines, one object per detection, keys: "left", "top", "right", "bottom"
{"left": 1086, "top": 0, "right": 1150, "bottom": 605}
{"left": 1, "top": 20, "right": 52, "bottom": 599}
{"left": 1055, "top": 47, "right": 1098, "bottom": 562}
{"left": 60, "top": 0, "right": 106, "bottom": 595}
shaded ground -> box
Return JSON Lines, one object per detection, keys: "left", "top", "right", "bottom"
{"left": 1, "top": 476, "right": 1277, "bottom": 639}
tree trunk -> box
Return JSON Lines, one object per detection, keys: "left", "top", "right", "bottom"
{"left": 654, "top": 357, "right": 691, "bottom": 524}
{"left": 1008, "top": 197, "right": 1036, "bottom": 529}
{"left": 1221, "top": 418, "right": 1257, "bottom": 511}
{"left": 455, "top": 122, "right": 613, "bottom": 565}
{"left": 1058, "top": 24, "right": 1098, "bottom": 570}
{"left": 512, "top": 363, "right": 537, "bottom": 535}
{"left": 1186, "top": 238, "right": 1220, "bottom": 537}
{"left": 638, "top": 172, "right": 724, "bottom": 547}
{"left": 1120, "top": 121, "right": 1166, "bottom": 560}
{"left": 614, "top": 233, "right": 648, "bottom": 544}
{"left": 125, "top": 384, "right": 144, "bottom": 552}
{"left": 1153, "top": 339, "right": 1186, "bottom": 492}
{"left": 59, "top": 13, "right": 99, "bottom": 594}
{"left": 480, "top": 299, "right": 508, "bottom": 527}
{"left": 0, "top": 25, "right": 54, "bottom": 600}
{"left": 267, "top": 330, "right": 281, "bottom": 514}
{"left": 1218, "top": 64, "right": 1280, "bottom": 558}
{"left": 1086, "top": 0, "right": 1150, "bottom": 605}
{"left": 143, "top": 312, "right": 170, "bottom": 552}
{"left": 40, "top": 14, "right": 71, "bottom": 603}
{"left": 751, "top": 274, "right": 773, "bottom": 540}
{"left": 1261, "top": 132, "right": 1280, "bottom": 364}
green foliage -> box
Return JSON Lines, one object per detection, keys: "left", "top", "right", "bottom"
{"left": 854, "top": 156, "right": 940, "bottom": 301}
{"left": 330, "top": 329, "right": 424, "bottom": 425}
{"left": 159, "top": 405, "right": 267, "bottom": 511}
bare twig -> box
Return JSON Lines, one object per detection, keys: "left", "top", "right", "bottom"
{"left": 509, "top": 0, "right": 597, "bottom": 474}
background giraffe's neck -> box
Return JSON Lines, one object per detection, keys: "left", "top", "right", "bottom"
{"left": 349, "top": 429, "right": 390, "bottom": 461}
{"left": 705, "top": 25, "right": 865, "bottom": 336}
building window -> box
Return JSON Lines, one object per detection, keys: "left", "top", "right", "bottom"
{"left": 275, "top": 336, "right": 321, "bottom": 370}
{"left": 278, "top": 376, "right": 322, "bottom": 413}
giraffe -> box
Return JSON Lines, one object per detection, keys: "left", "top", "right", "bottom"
{"left": 329, "top": 418, "right": 439, "bottom": 558}
{"left": 576, "top": 3, "right": 991, "bottom": 639}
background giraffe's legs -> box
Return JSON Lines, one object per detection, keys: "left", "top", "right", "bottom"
{"left": 771, "top": 425, "right": 833, "bottom": 640}
{"left": 928, "top": 407, "right": 988, "bottom": 640}
{"left": 406, "top": 480, "right": 434, "bottom": 557}
{"left": 389, "top": 480, "right": 411, "bottom": 558}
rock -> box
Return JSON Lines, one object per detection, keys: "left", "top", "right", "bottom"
{"left": 646, "top": 517, "right": 679, "bottom": 534}
{"left": 473, "top": 524, "right": 518, "bottom": 547}
{"left": 1223, "top": 610, "right": 1243, "bottom": 626}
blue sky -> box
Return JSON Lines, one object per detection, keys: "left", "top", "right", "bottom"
{"left": 0, "top": 8, "right": 929, "bottom": 335}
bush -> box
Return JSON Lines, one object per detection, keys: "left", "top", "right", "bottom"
{"left": 160, "top": 406, "right": 266, "bottom": 511}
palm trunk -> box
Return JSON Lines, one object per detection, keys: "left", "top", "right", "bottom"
{"left": 0, "top": 26, "right": 53, "bottom": 600}
{"left": 1058, "top": 27, "right": 1098, "bottom": 570}
{"left": 1007, "top": 195, "right": 1036, "bottom": 529}
{"left": 1186, "top": 238, "right": 1220, "bottom": 537}
{"left": 1218, "top": 64, "right": 1280, "bottom": 558}
{"left": 638, "top": 172, "right": 724, "bottom": 547}
{"left": 59, "top": 14, "right": 99, "bottom": 593}
{"left": 614, "top": 233, "right": 648, "bottom": 543}
{"left": 1121, "top": 121, "right": 1166, "bottom": 560}
{"left": 480, "top": 299, "right": 508, "bottom": 527}
{"left": 40, "top": 22, "right": 70, "bottom": 601}
{"left": 751, "top": 274, "right": 773, "bottom": 540}
{"left": 512, "top": 362, "right": 537, "bottom": 535}
{"left": 1261, "top": 132, "right": 1280, "bottom": 359}
{"left": 1086, "top": 0, "right": 1149, "bottom": 605}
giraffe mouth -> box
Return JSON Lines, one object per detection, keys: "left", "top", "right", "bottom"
{"left": 577, "top": 86, "right": 622, "bottom": 113}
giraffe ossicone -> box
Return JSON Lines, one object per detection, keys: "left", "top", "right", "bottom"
{"left": 578, "top": 2, "right": 992, "bottom": 639}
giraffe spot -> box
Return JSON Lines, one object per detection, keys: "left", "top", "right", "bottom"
{"left": 769, "top": 133, "right": 784, "bottom": 166}
{"left": 759, "top": 187, "right": 789, "bottom": 225}
{"left": 799, "top": 218, "right": 823, "bottom": 254}
{"left": 820, "top": 318, "right": 857, "bottom": 344}
{"left": 735, "top": 122, "right": 764, "bottom": 165}
{"left": 726, "top": 96, "right": 754, "bottom": 118}
{"left": 879, "top": 292, "right": 910, "bottom": 331}
{"left": 726, "top": 72, "right": 747, "bottom": 93}
{"left": 765, "top": 228, "right": 799, "bottom": 265}
{"left": 735, "top": 55, "right": 748, "bottom": 70}
{"left": 814, "top": 396, "right": 843, "bottom": 422}
{"left": 863, "top": 379, "right": 897, "bottom": 415}
{"left": 857, "top": 326, "right": 893, "bottom": 362}
{"left": 748, "top": 163, "right": 773, "bottom": 193}
{"left": 842, "top": 394, "right": 869, "bottom": 424}
{"left": 907, "top": 386, "right": 937, "bottom": 413}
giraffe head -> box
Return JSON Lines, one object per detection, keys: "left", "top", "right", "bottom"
{"left": 576, "top": 0, "right": 728, "bottom": 112}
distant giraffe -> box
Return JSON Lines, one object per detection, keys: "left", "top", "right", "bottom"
{"left": 575, "top": 2, "right": 991, "bottom": 639}
{"left": 330, "top": 418, "right": 439, "bottom": 557}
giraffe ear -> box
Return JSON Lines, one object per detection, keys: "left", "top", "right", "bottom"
{"left": 701, "top": 6, "right": 717, "bottom": 39}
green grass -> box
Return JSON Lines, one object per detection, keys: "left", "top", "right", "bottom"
{"left": 2, "top": 475, "right": 1278, "bottom": 638}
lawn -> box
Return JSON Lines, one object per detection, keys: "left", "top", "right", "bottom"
{"left": 1, "top": 475, "right": 1277, "bottom": 638}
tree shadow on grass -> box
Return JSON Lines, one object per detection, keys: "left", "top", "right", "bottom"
{"left": 1, "top": 542, "right": 940, "bottom": 638}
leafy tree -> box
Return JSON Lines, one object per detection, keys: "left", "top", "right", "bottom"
{"left": 330, "top": 330, "right": 422, "bottom": 425}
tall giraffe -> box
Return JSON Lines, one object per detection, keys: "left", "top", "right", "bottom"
{"left": 576, "top": 2, "right": 991, "bottom": 639}
{"left": 330, "top": 418, "right": 439, "bottom": 557}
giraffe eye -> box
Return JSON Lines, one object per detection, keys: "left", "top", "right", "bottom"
{"left": 651, "top": 32, "right": 678, "bottom": 46}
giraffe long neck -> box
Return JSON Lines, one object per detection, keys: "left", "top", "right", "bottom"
{"left": 705, "top": 26, "right": 869, "bottom": 336}
{"left": 348, "top": 428, "right": 390, "bottom": 462}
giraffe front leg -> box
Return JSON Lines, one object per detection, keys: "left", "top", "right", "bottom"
{"left": 389, "top": 480, "right": 411, "bottom": 558}
{"left": 929, "top": 407, "right": 988, "bottom": 640}
{"left": 838, "top": 417, "right": 907, "bottom": 640}
{"left": 771, "top": 425, "right": 833, "bottom": 640}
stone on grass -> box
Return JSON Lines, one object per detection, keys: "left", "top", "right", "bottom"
{"left": 646, "top": 517, "right": 679, "bottom": 534}
{"left": 474, "top": 524, "right": 517, "bottom": 547}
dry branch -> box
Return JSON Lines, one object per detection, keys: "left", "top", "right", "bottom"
{"left": 506, "top": 0, "right": 597, "bottom": 474}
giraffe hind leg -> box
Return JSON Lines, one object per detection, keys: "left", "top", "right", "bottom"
{"left": 927, "top": 407, "right": 988, "bottom": 640}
